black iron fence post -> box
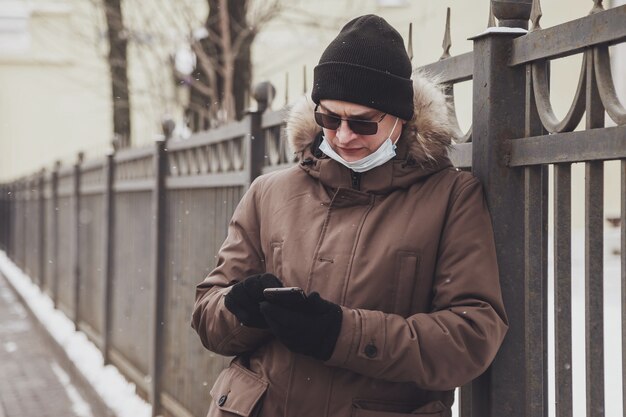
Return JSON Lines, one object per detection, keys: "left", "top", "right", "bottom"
{"left": 19, "top": 178, "right": 25, "bottom": 270}
{"left": 469, "top": 1, "right": 531, "bottom": 416}
{"left": 51, "top": 162, "right": 60, "bottom": 307}
{"left": 0, "top": 184, "right": 6, "bottom": 253}
{"left": 9, "top": 182, "right": 15, "bottom": 260}
{"left": 584, "top": 42, "right": 605, "bottom": 417}
{"left": 5, "top": 183, "right": 9, "bottom": 254}
{"left": 0, "top": 184, "right": 5, "bottom": 253}
{"left": 6, "top": 183, "right": 10, "bottom": 255}
{"left": 523, "top": 50, "right": 550, "bottom": 417}
{"left": 28, "top": 175, "right": 36, "bottom": 278}
{"left": 102, "top": 152, "right": 115, "bottom": 363}
{"left": 0, "top": 184, "right": 3, "bottom": 251}
{"left": 73, "top": 153, "right": 84, "bottom": 326}
{"left": 149, "top": 140, "right": 167, "bottom": 417}
{"left": 38, "top": 168, "right": 46, "bottom": 289}
{"left": 247, "top": 82, "right": 274, "bottom": 186}
{"left": 1, "top": 184, "right": 5, "bottom": 253}
{"left": 0, "top": 184, "right": 3, "bottom": 252}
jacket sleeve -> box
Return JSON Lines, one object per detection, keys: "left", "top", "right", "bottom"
{"left": 191, "top": 178, "right": 271, "bottom": 356}
{"left": 325, "top": 177, "right": 508, "bottom": 390}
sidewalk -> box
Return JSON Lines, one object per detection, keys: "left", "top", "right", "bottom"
{"left": 0, "top": 271, "right": 111, "bottom": 417}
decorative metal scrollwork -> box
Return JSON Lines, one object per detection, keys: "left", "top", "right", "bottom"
{"left": 531, "top": 53, "right": 587, "bottom": 133}
{"left": 81, "top": 166, "right": 105, "bottom": 187}
{"left": 530, "top": 44, "right": 626, "bottom": 132}
{"left": 187, "top": 148, "right": 199, "bottom": 175}
{"left": 218, "top": 142, "right": 231, "bottom": 172}
{"left": 198, "top": 145, "right": 209, "bottom": 174}
{"left": 208, "top": 145, "right": 220, "bottom": 173}
{"left": 444, "top": 84, "right": 473, "bottom": 144}
{"left": 263, "top": 126, "right": 296, "bottom": 168}
{"left": 232, "top": 137, "right": 245, "bottom": 171}
{"left": 265, "top": 127, "right": 281, "bottom": 167}
{"left": 116, "top": 157, "right": 154, "bottom": 181}
{"left": 178, "top": 150, "right": 190, "bottom": 176}
{"left": 593, "top": 46, "right": 626, "bottom": 125}
{"left": 167, "top": 136, "right": 247, "bottom": 176}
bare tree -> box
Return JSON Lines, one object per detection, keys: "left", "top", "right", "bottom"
{"left": 180, "top": 0, "right": 281, "bottom": 131}
{"left": 103, "top": 0, "right": 131, "bottom": 148}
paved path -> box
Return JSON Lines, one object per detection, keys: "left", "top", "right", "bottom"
{"left": 0, "top": 272, "right": 109, "bottom": 417}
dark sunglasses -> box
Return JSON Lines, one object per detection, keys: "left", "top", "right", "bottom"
{"left": 314, "top": 105, "right": 386, "bottom": 135}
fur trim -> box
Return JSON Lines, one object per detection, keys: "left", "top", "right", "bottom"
{"left": 286, "top": 70, "right": 455, "bottom": 163}
{"left": 285, "top": 97, "right": 319, "bottom": 155}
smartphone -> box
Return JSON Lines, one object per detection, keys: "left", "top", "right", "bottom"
{"left": 263, "top": 287, "right": 307, "bottom": 308}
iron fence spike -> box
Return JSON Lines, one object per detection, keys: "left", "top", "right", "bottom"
{"left": 488, "top": 2, "right": 496, "bottom": 28}
{"left": 530, "top": 0, "right": 543, "bottom": 31}
{"left": 284, "top": 72, "right": 289, "bottom": 106}
{"left": 590, "top": 0, "right": 604, "bottom": 14}
{"left": 440, "top": 8, "right": 452, "bottom": 60}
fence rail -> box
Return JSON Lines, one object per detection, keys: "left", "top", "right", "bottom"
{"left": 0, "top": 1, "right": 625, "bottom": 417}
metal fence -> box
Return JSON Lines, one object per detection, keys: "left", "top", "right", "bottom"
{"left": 0, "top": 1, "right": 625, "bottom": 416}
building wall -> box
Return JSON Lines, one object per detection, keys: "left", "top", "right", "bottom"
{"left": 0, "top": 0, "right": 202, "bottom": 181}
{"left": 0, "top": 0, "right": 112, "bottom": 180}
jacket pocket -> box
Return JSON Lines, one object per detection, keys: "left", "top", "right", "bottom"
{"left": 208, "top": 363, "right": 268, "bottom": 417}
{"left": 392, "top": 251, "right": 419, "bottom": 316}
{"left": 352, "top": 400, "right": 448, "bottom": 417}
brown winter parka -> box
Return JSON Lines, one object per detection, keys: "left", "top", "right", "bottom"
{"left": 191, "top": 72, "right": 508, "bottom": 417}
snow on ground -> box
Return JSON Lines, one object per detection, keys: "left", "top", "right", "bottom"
{"left": 0, "top": 251, "right": 152, "bottom": 417}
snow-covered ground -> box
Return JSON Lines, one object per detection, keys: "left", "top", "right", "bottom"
{"left": 0, "top": 224, "right": 622, "bottom": 417}
{"left": 0, "top": 251, "right": 152, "bottom": 417}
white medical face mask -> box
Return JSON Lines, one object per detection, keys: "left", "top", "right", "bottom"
{"left": 319, "top": 117, "right": 400, "bottom": 173}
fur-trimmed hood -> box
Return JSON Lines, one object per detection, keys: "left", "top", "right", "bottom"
{"left": 286, "top": 71, "right": 455, "bottom": 165}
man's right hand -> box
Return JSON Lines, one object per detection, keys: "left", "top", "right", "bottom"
{"left": 224, "top": 273, "right": 283, "bottom": 328}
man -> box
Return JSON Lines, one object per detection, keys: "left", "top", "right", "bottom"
{"left": 192, "top": 14, "right": 507, "bottom": 417}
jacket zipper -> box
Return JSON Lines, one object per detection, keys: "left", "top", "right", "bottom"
{"left": 350, "top": 171, "right": 361, "bottom": 190}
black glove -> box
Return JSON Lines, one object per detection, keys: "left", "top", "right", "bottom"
{"left": 224, "top": 273, "right": 282, "bottom": 328}
{"left": 259, "top": 292, "right": 342, "bottom": 361}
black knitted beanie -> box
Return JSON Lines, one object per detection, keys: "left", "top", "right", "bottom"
{"left": 312, "top": 15, "right": 414, "bottom": 121}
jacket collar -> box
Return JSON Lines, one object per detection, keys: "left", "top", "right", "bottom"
{"left": 286, "top": 71, "right": 456, "bottom": 195}
{"left": 299, "top": 132, "right": 452, "bottom": 195}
